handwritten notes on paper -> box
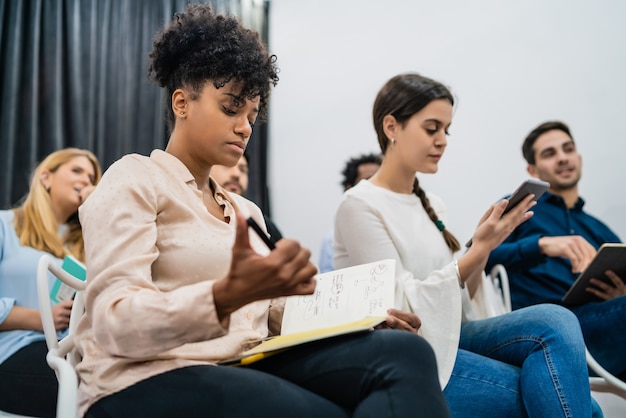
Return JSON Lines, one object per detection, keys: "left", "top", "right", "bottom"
{"left": 280, "top": 259, "right": 395, "bottom": 335}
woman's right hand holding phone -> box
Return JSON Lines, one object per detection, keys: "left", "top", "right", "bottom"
{"left": 470, "top": 193, "right": 536, "bottom": 254}
{"left": 459, "top": 194, "right": 536, "bottom": 294}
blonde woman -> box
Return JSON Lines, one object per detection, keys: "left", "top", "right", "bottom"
{"left": 0, "top": 148, "right": 101, "bottom": 417}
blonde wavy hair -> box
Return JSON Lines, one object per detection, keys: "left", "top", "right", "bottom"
{"left": 12, "top": 148, "right": 102, "bottom": 262}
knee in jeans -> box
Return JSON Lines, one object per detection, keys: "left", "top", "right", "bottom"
{"left": 529, "top": 304, "right": 584, "bottom": 345}
{"left": 533, "top": 304, "right": 578, "bottom": 327}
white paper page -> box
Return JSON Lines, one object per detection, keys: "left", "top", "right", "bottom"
{"left": 281, "top": 259, "right": 395, "bottom": 335}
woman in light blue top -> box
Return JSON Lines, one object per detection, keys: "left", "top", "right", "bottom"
{"left": 0, "top": 148, "right": 100, "bottom": 418}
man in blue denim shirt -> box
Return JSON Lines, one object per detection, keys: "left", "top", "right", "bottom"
{"left": 488, "top": 120, "right": 626, "bottom": 379}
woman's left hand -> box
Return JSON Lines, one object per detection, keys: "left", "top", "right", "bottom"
{"left": 375, "top": 308, "right": 421, "bottom": 334}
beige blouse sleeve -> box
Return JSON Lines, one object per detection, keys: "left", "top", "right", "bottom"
{"left": 79, "top": 156, "right": 228, "bottom": 359}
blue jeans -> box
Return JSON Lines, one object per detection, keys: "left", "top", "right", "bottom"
{"left": 444, "top": 304, "right": 602, "bottom": 418}
{"left": 570, "top": 294, "right": 626, "bottom": 378}
{"left": 86, "top": 330, "right": 450, "bottom": 418}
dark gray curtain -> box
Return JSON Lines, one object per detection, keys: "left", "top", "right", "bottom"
{"left": 0, "top": 0, "right": 272, "bottom": 214}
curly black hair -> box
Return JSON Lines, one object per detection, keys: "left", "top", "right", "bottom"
{"left": 340, "top": 153, "right": 382, "bottom": 189}
{"left": 148, "top": 3, "right": 279, "bottom": 129}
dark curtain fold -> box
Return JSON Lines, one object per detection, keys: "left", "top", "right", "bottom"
{"left": 0, "top": 0, "right": 271, "bottom": 214}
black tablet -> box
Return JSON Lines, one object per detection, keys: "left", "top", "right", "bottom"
{"left": 562, "top": 243, "right": 626, "bottom": 306}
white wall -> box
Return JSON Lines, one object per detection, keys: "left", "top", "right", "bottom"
{"left": 268, "top": 0, "right": 626, "bottom": 265}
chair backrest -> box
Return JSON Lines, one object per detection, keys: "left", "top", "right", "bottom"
{"left": 470, "top": 264, "right": 512, "bottom": 320}
{"left": 477, "top": 263, "right": 626, "bottom": 400}
{"left": 36, "top": 254, "right": 86, "bottom": 418}
{"left": 587, "top": 349, "right": 626, "bottom": 397}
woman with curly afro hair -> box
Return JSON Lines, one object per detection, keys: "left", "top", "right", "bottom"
{"left": 73, "top": 4, "right": 450, "bottom": 418}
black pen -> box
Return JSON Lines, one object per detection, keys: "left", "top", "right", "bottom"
{"left": 246, "top": 217, "right": 276, "bottom": 250}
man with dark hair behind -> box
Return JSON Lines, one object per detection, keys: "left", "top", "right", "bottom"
{"left": 487, "top": 120, "right": 626, "bottom": 380}
{"left": 211, "top": 153, "right": 283, "bottom": 242}
{"left": 340, "top": 153, "right": 383, "bottom": 191}
{"left": 319, "top": 153, "right": 382, "bottom": 273}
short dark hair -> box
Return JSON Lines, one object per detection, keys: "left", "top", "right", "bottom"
{"left": 341, "top": 153, "right": 382, "bottom": 189}
{"left": 522, "top": 121, "right": 574, "bottom": 164}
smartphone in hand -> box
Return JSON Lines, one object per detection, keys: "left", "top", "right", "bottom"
{"left": 465, "top": 179, "right": 550, "bottom": 248}
{"left": 502, "top": 178, "right": 550, "bottom": 214}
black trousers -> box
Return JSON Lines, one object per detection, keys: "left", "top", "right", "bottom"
{"left": 0, "top": 340, "right": 58, "bottom": 418}
{"left": 87, "top": 330, "right": 450, "bottom": 418}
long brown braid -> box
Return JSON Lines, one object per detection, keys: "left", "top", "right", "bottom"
{"left": 412, "top": 175, "right": 460, "bottom": 253}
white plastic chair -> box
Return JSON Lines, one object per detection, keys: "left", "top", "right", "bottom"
{"left": 470, "top": 264, "right": 511, "bottom": 320}
{"left": 478, "top": 264, "right": 626, "bottom": 401}
{"left": 36, "top": 254, "right": 86, "bottom": 418}
{"left": 587, "top": 349, "right": 626, "bottom": 397}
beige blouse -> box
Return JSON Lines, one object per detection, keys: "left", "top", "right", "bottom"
{"left": 75, "top": 150, "right": 283, "bottom": 416}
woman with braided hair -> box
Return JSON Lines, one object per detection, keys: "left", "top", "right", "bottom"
{"left": 334, "top": 73, "right": 602, "bottom": 417}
